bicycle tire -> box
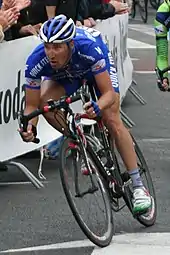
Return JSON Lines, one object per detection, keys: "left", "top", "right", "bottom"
{"left": 149, "top": 0, "right": 160, "bottom": 9}
{"left": 132, "top": 134, "right": 157, "bottom": 226}
{"left": 122, "top": 134, "right": 157, "bottom": 226}
{"left": 59, "top": 137, "right": 114, "bottom": 247}
{"left": 138, "top": 0, "right": 148, "bottom": 23}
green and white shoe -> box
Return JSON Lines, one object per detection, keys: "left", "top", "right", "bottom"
{"left": 133, "top": 187, "right": 151, "bottom": 214}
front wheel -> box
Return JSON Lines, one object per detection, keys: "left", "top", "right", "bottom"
{"left": 59, "top": 137, "right": 114, "bottom": 247}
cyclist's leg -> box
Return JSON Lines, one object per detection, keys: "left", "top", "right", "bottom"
{"left": 40, "top": 78, "right": 81, "bottom": 135}
{"left": 93, "top": 54, "right": 151, "bottom": 213}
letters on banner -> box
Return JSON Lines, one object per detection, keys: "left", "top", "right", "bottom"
{"left": 95, "top": 13, "right": 133, "bottom": 101}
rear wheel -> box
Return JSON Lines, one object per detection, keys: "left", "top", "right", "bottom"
{"left": 122, "top": 134, "right": 157, "bottom": 226}
{"left": 132, "top": 135, "right": 157, "bottom": 226}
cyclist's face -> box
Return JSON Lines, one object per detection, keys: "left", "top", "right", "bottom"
{"left": 44, "top": 42, "right": 70, "bottom": 69}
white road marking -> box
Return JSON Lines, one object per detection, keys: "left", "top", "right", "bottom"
{"left": 134, "top": 70, "right": 170, "bottom": 74}
{"left": 134, "top": 71, "right": 155, "bottom": 74}
{"left": 0, "top": 181, "right": 50, "bottom": 186}
{"left": 140, "top": 138, "right": 170, "bottom": 142}
{"left": 0, "top": 239, "right": 94, "bottom": 253}
{"left": 129, "top": 24, "right": 155, "bottom": 37}
{"left": 1, "top": 233, "right": 170, "bottom": 254}
{"left": 131, "top": 58, "right": 140, "bottom": 61}
{"left": 92, "top": 233, "right": 170, "bottom": 255}
{"left": 127, "top": 38, "right": 155, "bottom": 49}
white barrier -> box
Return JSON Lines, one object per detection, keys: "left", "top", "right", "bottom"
{"left": 0, "top": 13, "right": 133, "bottom": 162}
{"left": 0, "top": 36, "right": 62, "bottom": 162}
{"left": 95, "top": 13, "right": 133, "bottom": 102}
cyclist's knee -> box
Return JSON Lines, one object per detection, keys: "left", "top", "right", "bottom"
{"left": 103, "top": 104, "right": 123, "bottom": 138}
{"left": 108, "top": 116, "right": 123, "bottom": 138}
{"left": 40, "top": 79, "right": 65, "bottom": 108}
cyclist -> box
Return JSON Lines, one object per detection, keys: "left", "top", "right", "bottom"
{"left": 20, "top": 14, "right": 151, "bottom": 214}
{"left": 154, "top": 0, "right": 170, "bottom": 91}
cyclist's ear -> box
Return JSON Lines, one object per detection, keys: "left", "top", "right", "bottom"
{"left": 69, "top": 40, "right": 74, "bottom": 49}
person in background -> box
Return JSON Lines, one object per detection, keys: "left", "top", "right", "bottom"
{"left": 39, "top": 0, "right": 80, "bottom": 22}
{"left": 2, "top": 0, "right": 30, "bottom": 11}
{"left": 0, "top": 0, "right": 23, "bottom": 41}
{"left": 10, "top": 0, "right": 47, "bottom": 39}
{"left": 154, "top": 0, "right": 170, "bottom": 91}
{"left": 0, "top": 0, "right": 31, "bottom": 40}
{"left": 0, "top": 8, "right": 19, "bottom": 41}
{"left": 11, "top": 0, "right": 80, "bottom": 38}
{"left": 77, "top": 0, "right": 129, "bottom": 27}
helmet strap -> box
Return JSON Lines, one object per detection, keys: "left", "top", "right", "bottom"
{"left": 61, "top": 42, "right": 73, "bottom": 69}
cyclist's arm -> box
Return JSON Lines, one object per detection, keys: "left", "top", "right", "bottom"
{"left": 94, "top": 71, "right": 115, "bottom": 110}
{"left": 24, "top": 77, "right": 41, "bottom": 127}
{"left": 86, "top": 43, "right": 116, "bottom": 110}
{"left": 154, "top": 4, "right": 169, "bottom": 78}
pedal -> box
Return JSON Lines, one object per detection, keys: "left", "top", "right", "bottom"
{"left": 109, "top": 181, "right": 123, "bottom": 199}
{"left": 121, "top": 172, "right": 130, "bottom": 182}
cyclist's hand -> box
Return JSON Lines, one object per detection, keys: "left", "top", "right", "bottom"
{"left": 83, "top": 101, "right": 101, "bottom": 119}
{"left": 18, "top": 123, "right": 35, "bottom": 142}
{"left": 157, "top": 77, "right": 169, "bottom": 91}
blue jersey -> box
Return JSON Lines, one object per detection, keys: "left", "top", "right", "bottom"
{"left": 25, "top": 26, "right": 119, "bottom": 94}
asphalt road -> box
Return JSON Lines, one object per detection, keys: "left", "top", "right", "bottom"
{"left": 1, "top": 8, "right": 170, "bottom": 255}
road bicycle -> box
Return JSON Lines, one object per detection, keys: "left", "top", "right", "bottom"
{"left": 18, "top": 87, "right": 157, "bottom": 247}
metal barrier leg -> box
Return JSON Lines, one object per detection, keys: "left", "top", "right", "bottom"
{"left": 2, "top": 161, "right": 44, "bottom": 189}
{"left": 121, "top": 115, "right": 133, "bottom": 128}
{"left": 0, "top": 162, "right": 8, "bottom": 171}
{"left": 129, "top": 83, "right": 147, "bottom": 105}
{"left": 120, "top": 109, "right": 136, "bottom": 128}
{"left": 132, "top": 79, "right": 137, "bottom": 86}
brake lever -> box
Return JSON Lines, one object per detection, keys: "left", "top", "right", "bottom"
{"left": 17, "top": 111, "right": 40, "bottom": 144}
{"left": 18, "top": 111, "right": 27, "bottom": 131}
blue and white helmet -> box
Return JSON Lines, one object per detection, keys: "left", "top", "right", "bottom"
{"left": 39, "top": 14, "right": 76, "bottom": 43}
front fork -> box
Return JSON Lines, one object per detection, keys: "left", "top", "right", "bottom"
{"left": 97, "top": 120, "right": 115, "bottom": 170}
{"left": 69, "top": 128, "right": 99, "bottom": 197}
